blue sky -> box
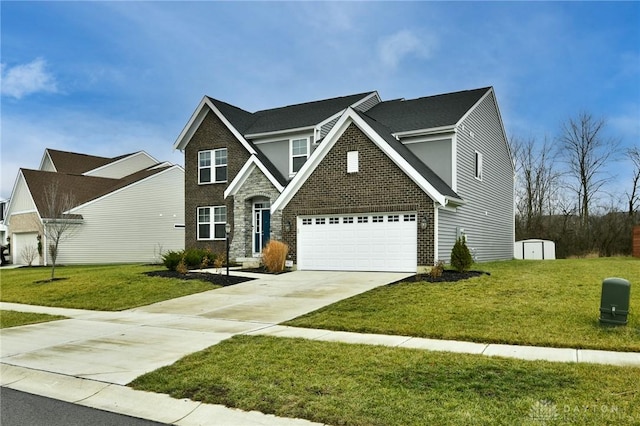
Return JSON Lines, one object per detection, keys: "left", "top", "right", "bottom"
{"left": 1, "top": 1, "right": 639, "bottom": 205}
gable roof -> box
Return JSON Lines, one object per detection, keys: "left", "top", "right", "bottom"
{"left": 243, "top": 92, "right": 376, "bottom": 136}
{"left": 42, "top": 148, "right": 142, "bottom": 175}
{"left": 271, "top": 108, "right": 464, "bottom": 214}
{"left": 355, "top": 111, "right": 460, "bottom": 200}
{"left": 365, "top": 87, "right": 490, "bottom": 134}
{"left": 43, "top": 149, "right": 114, "bottom": 174}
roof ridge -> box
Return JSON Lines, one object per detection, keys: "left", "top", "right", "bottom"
{"left": 253, "top": 91, "right": 376, "bottom": 115}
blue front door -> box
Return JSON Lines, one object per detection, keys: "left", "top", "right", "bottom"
{"left": 253, "top": 202, "right": 271, "bottom": 254}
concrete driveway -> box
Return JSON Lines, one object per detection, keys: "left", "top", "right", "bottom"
{"left": 1, "top": 271, "right": 410, "bottom": 386}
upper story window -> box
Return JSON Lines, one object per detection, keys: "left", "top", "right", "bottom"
{"left": 475, "top": 151, "right": 483, "bottom": 181}
{"left": 197, "top": 206, "right": 226, "bottom": 240}
{"left": 199, "top": 148, "right": 227, "bottom": 184}
{"left": 290, "top": 138, "right": 309, "bottom": 175}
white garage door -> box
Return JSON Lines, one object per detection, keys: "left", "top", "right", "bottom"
{"left": 12, "top": 232, "right": 39, "bottom": 265}
{"left": 297, "top": 213, "right": 417, "bottom": 272}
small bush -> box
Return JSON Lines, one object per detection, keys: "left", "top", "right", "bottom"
{"left": 162, "top": 250, "right": 183, "bottom": 271}
{"left": 176, "top": 258, "right": 188, "bottom": 275}
{"left": 163, "top": 248, "right": 216, "bottom": 271}
{"left": 430, "top": 260, "right": 445, "bottom": 279}
{"left": 451, "top": 237, "right": 473, "bottom": 273}
{"left": 262, "top": 240, "right": 289, "bottom": 273}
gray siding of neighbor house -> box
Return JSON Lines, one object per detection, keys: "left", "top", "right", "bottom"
{"left": 405, "top": 138, "right": 453, "bottom": 188}
{"left": 437, "top": 92, "right": 514, "bottom": 262}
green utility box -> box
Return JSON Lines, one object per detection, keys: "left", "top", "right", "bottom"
{"left": 599, "top": 278, "right": 631, "bottom": 325}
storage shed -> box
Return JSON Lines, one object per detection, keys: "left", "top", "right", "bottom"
{"left": 514, "top": 239, "right": 556, "bottom": 260}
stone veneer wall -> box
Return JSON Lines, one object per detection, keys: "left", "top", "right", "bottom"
{"left": 230, "top": 166, "right": 282, "bottom": 259}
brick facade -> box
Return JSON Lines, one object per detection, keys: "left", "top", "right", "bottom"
{"left": 634, "top": 226, "right": 640, "bottom": 258}
{"left": 184, "top": 111, "right": 250, "bottom": 253}
{"left": 281, "top": 123, "right": 435, "bottom": 267}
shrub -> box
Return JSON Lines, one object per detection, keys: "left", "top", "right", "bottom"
{"left": 163, "top": 248, "right": 217, "bottom": 271}
{"left": 162, "top": 250, "right": 183, "bottom": 271}
{"left": 451, "top": 237, "right": 473, "bottom": 273}
{"left": 176, "top": 258, "right": 188, "bottom": 275}
{"left": 430, "top": 260, "right": 445, "bottom": 279}
{"left": 262, "top": 240, "right": 289, "bottom": 273}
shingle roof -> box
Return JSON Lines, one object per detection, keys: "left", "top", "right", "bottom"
{"left": 364, "top": 87, "right": 490, "bottom": 133}
{"left": 213, "top": 92, "right": 375, "bottom": 136}
{"left": 22, "top": 165, "right": 173, "bottom": 219}
{"left": 355, "top": 111, "right": 461, "bottom": 201}
{"left": 46, "top": 149, "right": 114, "bottom": 174}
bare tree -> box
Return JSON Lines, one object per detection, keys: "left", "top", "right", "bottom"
{"left": 20, "top": 245, "right": 38, "bottom": 267}
{"left": 558, "top": 112, "right": 619, "bottom": 226}
{"left": 510, "top": 135, "right": 562, "bottom": 238}
{"left": 626, "top": 146, "right": 640, "bottom": 218}
{"left": 42, "top": 182, "right": 80, "bottom": 280}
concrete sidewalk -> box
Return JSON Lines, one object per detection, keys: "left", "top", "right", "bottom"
{"left": 1, "top": 269, "right": 639, "bottom": 425}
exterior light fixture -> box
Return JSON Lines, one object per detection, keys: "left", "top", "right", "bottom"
{"left": 420, "top": 213, "right": 429, "bottom": 231}
{"left": 285, "top": 220, "right": 291, "bottom": 232}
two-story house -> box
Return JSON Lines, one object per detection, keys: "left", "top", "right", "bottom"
{"left": 5, "top": 149, "right": 185, "bottom": 265}
{"left": 175, "top": 87, "right": 514, "bottom": 272}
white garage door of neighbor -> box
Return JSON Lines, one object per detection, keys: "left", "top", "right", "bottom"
{"left": 297, "top": 213, "right": 417, "bottom": 272}
{"left": 12, "top": 232, "right": 39, "bottom": 265}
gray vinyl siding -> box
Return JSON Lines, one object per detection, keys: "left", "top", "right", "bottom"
{"left": 256, "top": 139, "right": 289, "bottom": 179}
{"left": 7, "top": 176, "right": 36, "bottom": 214}
{"left": 405, "top": 139, "right": 453, "bottom": 188}
{"left": 353, "top": 95, "right": 380, "bottom": 113}
{"left": 55, "top": 167, "right": 185, "bottom": 264}
{"left": 40, "top": 156, "right": 56, "bottom": 172}
{"left": 320, "top": 116, "right": 340, "bottom": 139}
{"left": 437, "top": 92, "right": 514, "bottom": 263}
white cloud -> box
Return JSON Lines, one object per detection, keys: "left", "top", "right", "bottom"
{"left": 1, "top": 58, "right": 58, "bottom": 99}
{"left": 378, "top": 29, "right": 437, "bottom": 69}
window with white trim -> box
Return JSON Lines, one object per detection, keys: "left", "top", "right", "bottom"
{"left": 197, "top": 206, "right": 226, "bottom": 240}
{"left": 475, "top": 151, "right": 483, "bottom": 181}
{"left": 290, "top": 138, "right": 309, "bottom": 175}
{"left": 199, "top": 149, "right": 227, "bottom": 184}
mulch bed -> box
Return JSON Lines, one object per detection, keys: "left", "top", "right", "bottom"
{"left": 144, "top": 270, "right": 254, "bottom": 286}
{"left": 238, "top": 266, "right": 291, "bottom": 275}
{"left": 390, "top": 270, "right": 489, "bottom": 285}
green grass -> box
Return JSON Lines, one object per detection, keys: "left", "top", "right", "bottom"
{"left": 0, "top": 310, "right": 67, "bottom": 328}
{"left": 285, "top": 258, "right": 640, "bottom": 351}
{"left": 0, "top": 264, "right": 217, "bottom": 311}
{"left": 130, "top": 335, "right": 640, "bottom": 426}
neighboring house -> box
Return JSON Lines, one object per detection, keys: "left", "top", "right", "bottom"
{"left": 0, "top": 199, "right": 8, "bottom": 244}
{"left": 175, "top": 87, "right": 514, "bottom": 272}
{"left": 5, "top": 149, "right": 185, "bottom": 265}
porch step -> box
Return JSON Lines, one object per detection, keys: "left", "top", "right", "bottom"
{"left": 236, "top": 257, "right": 261, "bottom": 268}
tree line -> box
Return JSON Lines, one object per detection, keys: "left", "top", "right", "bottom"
{"left": 510, "top": 112, "right": 640, "bottom": 258}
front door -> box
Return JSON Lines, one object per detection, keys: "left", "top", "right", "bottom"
{"left": 253, "top": 202, "right": 271, "bottom": 255}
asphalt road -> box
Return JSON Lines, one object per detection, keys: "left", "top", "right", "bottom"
{"left": 0, "top": 387, "right": 167, "bottom": 426}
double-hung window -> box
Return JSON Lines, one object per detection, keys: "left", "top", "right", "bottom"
{"left": 290, "top": 138, "right": 309, "bottom": 175}
{"left": 199, "top": 148, "right": 227, "bottom": 184}
{"left": 197, "top": 206, "right": 227, "bottom": 240}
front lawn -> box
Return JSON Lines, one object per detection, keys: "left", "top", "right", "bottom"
{"left": 285, "top": 258, "right": 640, "bottom": 351}
{"left": 0, "top": 264, "right": 218, "bottom": 311}
{"left": 0, "top": 310, "right": 67, "bottom": 328}
{"left": 130, "top": 335, "right": 640, "bottom": 426}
